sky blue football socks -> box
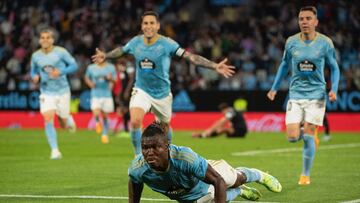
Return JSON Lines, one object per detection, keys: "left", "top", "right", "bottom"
{"left": 226, "top": 187, "right": 241, "bottom": 201}
{"left": 102, "top": 118, "right": 109, "bottom": 136}
{"left": 302, "top": 134, "right": 315, "bottom": 176}
{"left": 45, "top": 122, "right": 58, "bottom": 150}
{"left": 131, "top": 128, "right": 142, "bottom": 155}
{"left": 237, "top": 167, "right": 261, "bottom": 182}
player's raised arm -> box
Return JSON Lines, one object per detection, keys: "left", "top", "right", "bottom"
{"left": 182, "top": 51, "right": 235, "bottom": 78}
{"left": 91, "top": 47, "right": 124, "bottom": 64}
{"left": 203, "top": 164, "right": 227, "bottom": 203}
{"left": 128, "top": 180, "right": 144, "bottom": 203}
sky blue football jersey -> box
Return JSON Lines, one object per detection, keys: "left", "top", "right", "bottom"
{"left": 85, "top": 63, "right": 117, "bottom": 98}
{"left": 123, "top": 35, "right": 184, "bottom": 99}
{"left": 30, "top": 46, "right": 78, "bottom": 95}
{"left": 128, "top": 144, "right": 209, "bottom": 202}
{"left": 271, "top": 32, "right": 340, "bottom": 100}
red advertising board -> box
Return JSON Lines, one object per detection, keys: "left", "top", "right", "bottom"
{"left": 0, "top": 111, "right": 359, "bottom": 132}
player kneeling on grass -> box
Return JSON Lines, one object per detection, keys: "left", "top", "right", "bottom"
{"left": 128, "top": 122, "right": 282, "bottom": 203}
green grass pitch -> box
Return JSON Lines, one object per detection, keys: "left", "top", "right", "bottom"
{"left": 0, "top": 129, "right": 359, "bottom": 202}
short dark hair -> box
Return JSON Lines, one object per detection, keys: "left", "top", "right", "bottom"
{"left": 300, "top": 6, "right": 317, "bottom": 16}
{"left": 218, "top": 102, "right": 230, "bottom": 111}
{"left": 141, "top": 10, "right": 160, "bottom": 22}
{"left": 142, "top": 121, "right": 168, "bottom": 142}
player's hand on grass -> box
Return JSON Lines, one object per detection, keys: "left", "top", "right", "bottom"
{"left": 267, "top": 90, "right": 277, "bottom": 101}
{"left": 328, "top": 91, "right": 337, "bottom": 102}
{"left": 215, "top": 58, "right": 235, "bottom": 78}
{"left": 92, "top": 48, "right": 106, "bottom": 64}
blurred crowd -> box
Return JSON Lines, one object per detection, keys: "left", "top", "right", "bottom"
{"left": 0, "top": 0, "right": 359, "bottom": 92}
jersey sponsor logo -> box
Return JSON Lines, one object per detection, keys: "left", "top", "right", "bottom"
{"left": 139, "top": 58, "right": 155, "bottom": 70}
{"left": 297, "top": 60, "right": 316, "bottom": 73}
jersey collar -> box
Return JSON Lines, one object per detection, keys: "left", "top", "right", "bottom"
{"left": 298, "top": 32, "right": 319, "bottom": 46}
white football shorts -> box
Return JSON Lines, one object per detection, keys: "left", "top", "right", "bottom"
{"left": 196, "top": 159, "right": 238, "bottom": 203}
{"left": 91, "top": 97, "right": 114, "bottom": 113}
{"left": 285, "top": 99, "right": 326, "bottom": 126}
{"left": 129, "top": 88, "right": 172, "bottom": 123}
{"left": 39, "top": 92, "right": 71, "bottom": 119}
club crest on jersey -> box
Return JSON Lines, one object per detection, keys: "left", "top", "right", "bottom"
{"left": 42, "top": 65, "right": 55, "bottom": 73}
{"left": 297, "top": 60, "right": 316, "bottom": 74}
{"left": 139, "top": 58, "right": 155, "bottom": 71}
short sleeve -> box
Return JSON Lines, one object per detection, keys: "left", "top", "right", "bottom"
{"left": 165, "top": 37, "right": 185, "bottom": 57}
{"left": 128, "top": 168, "right": 143, "bottom": 184}
{"left": 123, "top": 37, "right": 138, "bottom": 55}
{"left": 178, "top": 147, "right": 209, "bottom": 180}
{"left": 128, "top": 157, "right": 145, "bottom": 184}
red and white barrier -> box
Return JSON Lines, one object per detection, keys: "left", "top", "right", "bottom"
{"left": 0, "top": 111, "right": 359, "bottom": 132}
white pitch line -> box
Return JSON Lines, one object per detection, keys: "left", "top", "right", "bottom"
{"left": 0, "top": 194, "right": 167, "bottom": 202}
{"left": 0, "top": 194, "right": 279, "bottom": 203}
{"left": 232, "top": 143, "right": 360, "bottom": 156}
{"left": 340, "top": 199, "right": 360, "bottom": 203}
